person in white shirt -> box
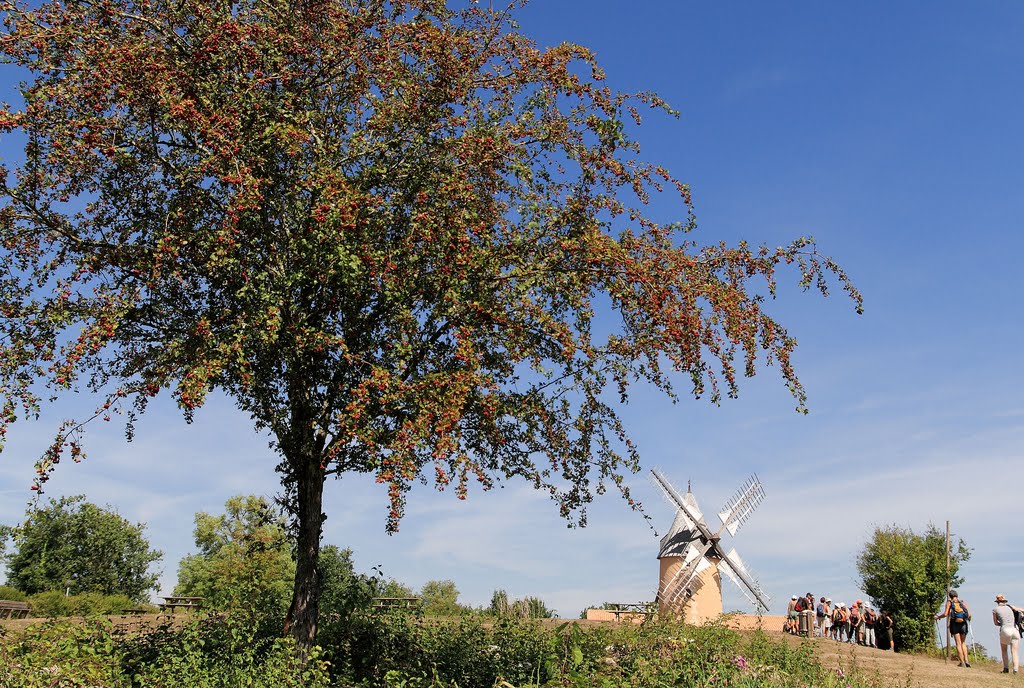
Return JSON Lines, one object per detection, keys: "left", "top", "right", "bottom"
{"left": 992, "top": 594, "right": 1022, "bottom": 674}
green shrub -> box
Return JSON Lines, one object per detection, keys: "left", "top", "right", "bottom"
{"left": 135, "top": 624, "right": 329, "bottom": 688}
{"left": 0, "top": 618, "right": 127, "bottom": 688}
{"left": 69, "top": 592, "right": 135, "bottom": 615}
{"left": 26, "top": 590, "right": 70, "bottom": 617}
{"left": 0, "top": 585, "right": 28, "bottom": 602}
{"left": 25, "top": 590, "right": 137, "bottom": 617}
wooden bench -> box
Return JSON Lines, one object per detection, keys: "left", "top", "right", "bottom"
{"left": 121, "top": 608, "right": 151, "bottom": 616}
{"left": 159, "top": 596, "right": 203, "bottom": 613}
{"left": 0, "top": 600, "right": 31, "bottom": 620}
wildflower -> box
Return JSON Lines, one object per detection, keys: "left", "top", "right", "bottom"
{"left": 732, "top": 655, "right": 748, "bottom": 670}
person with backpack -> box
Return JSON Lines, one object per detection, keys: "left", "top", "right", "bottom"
{"left": 992, "top": 594, "right": 1022, "bottom": 674}
{"left": 833, "top": 603, "right": 849, "bottom": 642}
{"left": 936, "top": 590, "right": 972, "bottom": 667}
{"left": 817, "top": 597, "right": 830, "bottom": 638}
{"left": 862, "top": 605, "right": 877, "bottom": 648}
{"left": 831, "top": 603, "right": 843, "bottom": 640}
{"left": 848, "top": 602, "right": 861, "bottom": 644}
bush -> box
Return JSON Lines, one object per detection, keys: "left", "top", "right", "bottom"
{"left": 26, "top": 590, "right": 138, "bottom": 617}
{"left": 134, "top": 619, "right": 330, "bottom": 688}
{"left": 0, "top": 585, "right": 28, "bottom": 602}
{"left": 0, "top": 618, "right": 126, "bottom": 688}
{"left": 26, "top": 590, "right": 70, "bottom": 617}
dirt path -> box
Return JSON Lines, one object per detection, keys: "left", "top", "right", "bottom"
{"left": 722, "top": 614, "right": 1014, "bottom": 687}
{"left": 803, "top": 634, "right": 1014, "bottom": 688}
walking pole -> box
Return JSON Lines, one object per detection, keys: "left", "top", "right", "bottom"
{"left": 967, "top": 620, "right": 979, "bottom": 664}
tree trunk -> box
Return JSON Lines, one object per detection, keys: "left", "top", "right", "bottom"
{"left": 285, "top": 455, "right": 325, "bottom": 651}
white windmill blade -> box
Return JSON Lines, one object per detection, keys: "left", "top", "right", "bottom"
{"left": 719, "top": 547, "right": 771, "bottom": 612}
{"left": 659, "top": 547, "right": 711, "bottom": 609}
{"left": 650, "top": 468, "right": 705, "bottom": 528}
{"left": 717, "top": 474, "right": 765, "bottom": 537}
{"left": 658, "top": 544, "right": 706, "bottom": 599}
{"left": 664, "top": 561, "right": 708, "bottom": 609}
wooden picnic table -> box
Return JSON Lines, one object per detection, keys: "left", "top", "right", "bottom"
{"left": 372, "top": 597, "right": 421, "bottom": 611}
{"left": 604, "top": 602, "right": 654, "bottom": 622}
{"left": 0, "top": 600, "right": 30, "bottom": 619}
{"left": 159, "top": 596, "right": 203, "bottom": 613}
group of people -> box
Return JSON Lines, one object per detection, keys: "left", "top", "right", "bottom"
{"left": 935, "top": 590, "right": 1023, "bottom": 674}
{"left": 785, "top": 592, "right": 894, "bottom": 650}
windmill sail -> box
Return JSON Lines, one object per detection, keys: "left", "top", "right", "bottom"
{"left": 651, "top": 468, "right": 714, "bottom": 543}
{"left": 716, "top": 475, "right": 765, "bottom": 537}
{"left": 719, "top": 547, "right": 770, "bottom": 612}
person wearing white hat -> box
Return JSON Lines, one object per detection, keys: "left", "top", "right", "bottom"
{"left": 992, "top": 594, "right": 1022, "bottom": 674}
{"left": 787, "top": 595, "right": 798, "bottom": 634}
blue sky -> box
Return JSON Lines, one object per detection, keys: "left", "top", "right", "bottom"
{"left": 2, "top": 1, "right": 1023, "bottom": 632}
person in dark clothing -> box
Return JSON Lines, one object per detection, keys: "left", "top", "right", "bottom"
{"left": 880, "top": 610, "right": 895, "bottom": 652}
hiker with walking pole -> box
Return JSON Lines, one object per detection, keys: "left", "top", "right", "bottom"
{"left": 936, "top": 590, "right": 972, "bottom": 668}
{"left": 992, "top": 594, "right": 1022, "bottom": 674}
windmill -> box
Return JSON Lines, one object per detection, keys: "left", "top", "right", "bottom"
{"left": 651, "top": 468, "right": 770, "bottom": 622}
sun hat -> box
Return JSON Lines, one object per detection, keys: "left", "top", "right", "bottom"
{"left": 791, "top": 595, "right": 797, "bottom": 600}
{"left": 996, "top": 594, "right": 1008, "bottom": 603}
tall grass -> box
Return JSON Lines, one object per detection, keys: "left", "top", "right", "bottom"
{"left": 0, "top": 611, "right": 893, "bottom": 687}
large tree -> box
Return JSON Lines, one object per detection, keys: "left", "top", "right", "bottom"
{"left": 0, "top": 0, "right": 861, "bottom": 647}
{"left": 857, "top": 524, "right": 971, "bottom": 651}
{"left": 2, "top": 495, "right": 162, "bottom": 600}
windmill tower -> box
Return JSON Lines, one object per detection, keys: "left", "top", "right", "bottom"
{"left": 652, "top": 469, "right": 770, "bottom": 623}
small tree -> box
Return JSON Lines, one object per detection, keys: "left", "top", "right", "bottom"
{"left": 490, "top": 588, "right": 554, "bottom": 619}
{"left": 318, "top": 545, "right": 376, "bottom": 622}
{"left": 3, "top": 495, "right": 161, "bottom": 601}
{"left": 175, "top": 495, "right": 295, "bottom": 617}
{"left": 420, "top": 579, "right": 462, "bottom": 617}
{"left": 377, "top": 579, "right": 416, "bottom": 600}
{"left": 857, "top": 524, "right": 971, "bottom": 651}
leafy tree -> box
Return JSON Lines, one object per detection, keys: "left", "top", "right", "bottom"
{"left": 420, "top": 579, "right": 462, "bottom": 617}
{"left": 318, "top": 544, "right": 376, "bottom": 622}
{"left": 2, "top": 495, "right": 161, "bottom": 601}
{"left": 856, "top": 523, "right": 971, "bottom": 651}
{"left": 0, "top": 0, "right": 861, "bottom": 647}
{"left": 376, "top": 578, "right": 416, "bottom": 600}
{"left": 175, "top": 495, "right": 295, "bottom": 617}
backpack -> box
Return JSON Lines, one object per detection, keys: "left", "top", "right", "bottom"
{"left": 816, "top": 603, "right": 826, "bottom": 617}
{"left": 833, "top": 608, "right": 843, "bottom": 623}
{"left": 864, "top": 610, "right": 875, "bottom": 625}
{"left": 950, "top": 599, "right": 969, "bottom": 624}
{"left": 1013, "top": 608, "right": 1024, "bottom": 635}
{"left": 795, "top": 597, "right": 807, "bottom": 612}
{"left": 850, "top": 609, "right": 860, "bottom": 624}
